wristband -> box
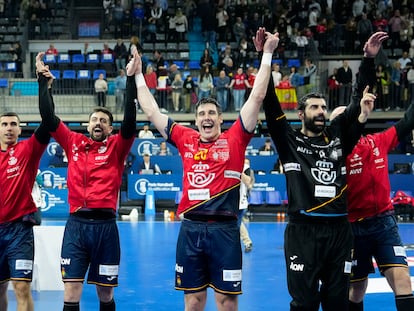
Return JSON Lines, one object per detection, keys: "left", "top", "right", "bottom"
{"left": 135, "top": 73, "right": 145, "bottom": 87}
{"left": 262, "top": 52, "right": 272, "bottom": 65}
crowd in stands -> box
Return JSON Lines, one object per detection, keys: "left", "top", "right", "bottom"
{"left": 3, "top": 1, "right": 414, "bottom": 113}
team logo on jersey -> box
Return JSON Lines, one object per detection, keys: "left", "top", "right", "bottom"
{"left": 187, "top": 163, "right": 215, "bottom": 188}
{"left": 8, "top": 156, "right": 17, "bottom": 166}
{"left": 98, "top": 146, "right": 107, "bottom": 153}
{"left": 311, "top": 160, "right": 336, "bottom": 184}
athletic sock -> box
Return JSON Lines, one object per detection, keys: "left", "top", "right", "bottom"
{"left": 100, "top": 298, "right": 116, "bottom": 311}
{"left": 396, "top": 294, "right": 414, "bottom": 311}
{"left": 63, "top": 301, "right": 80, "bottom": 311}
{"left": 348, "top": 300, "right": 363, "bottom": 311}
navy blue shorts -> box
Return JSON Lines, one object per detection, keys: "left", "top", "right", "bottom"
{"left": 61, "top": 215, "right": 120, "bottom": 286}
{"left": 175, "top": 219, "right": 242, "bottom": 295}
{"left": 351, "top": 214, "right": 407, "bottom": 281}
{"left": 0, "top": 221, "right": 34, "bottom": 282}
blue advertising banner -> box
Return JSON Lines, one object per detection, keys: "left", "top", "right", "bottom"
{"left": 128, "top": 174, "right": 182, "bottom": 200}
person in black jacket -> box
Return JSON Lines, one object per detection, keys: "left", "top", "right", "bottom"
{"left": 258, "top": 32, "right": 384, "bottom": 311}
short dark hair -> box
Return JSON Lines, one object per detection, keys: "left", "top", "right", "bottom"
{"left": 297, "top": 92, "right": 326, "bottom": 111}
{"left": 0, "top": 112, "right": 20, "bottom": 122}
{"left": 89, "top": 107, "right": 114, "bottom": 125}
{"left": 195, "top": 97, "right": 222, "bottom": 115}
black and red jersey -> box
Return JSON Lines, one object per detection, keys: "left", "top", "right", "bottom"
{"left": 169, "top": 118, "right": 253, "bottom": 217}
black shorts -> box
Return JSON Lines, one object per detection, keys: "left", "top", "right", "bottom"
{"left": 61, "top": 214, "right": 120, "bottom": 286}
{"left": 351, "top": 214, "right": 407, "bottom": 281}
{"left": 284, "top": 217, "right": 353, "bottom": 311}
{"left": 0, "top": 221, "right": 34, "bottom": 282}
{"left": 175, "top": 219, "right": 242, "bottom": 294}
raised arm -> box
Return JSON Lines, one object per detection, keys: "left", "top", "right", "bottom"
{"left": 129, "top": 46, "right": 169, "bottom": 140}
{"left": 35, "top": 52, "right": 60, "bottom": 132}
{"left": 120, "top": 56, "right": 138, "bottom": 139}
{"left": 240, "top": 28, "right": 279, "bottom": 132}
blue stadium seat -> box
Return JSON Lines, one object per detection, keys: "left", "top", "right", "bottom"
{"left": 86, "top": 53, "right": 100, "bottom": 70}
{"left": 101, "top": 53, "right": 113, "bottom": 63}
{"left": 77, "top": 69, "right": 90, "bottom": 79}
{"left": 50, "top": 70, "right": 60, "bottom": 79}
{"left": 187, "top": 60, "right": 200, "bottom": 70}
{"left": 272, "top": 59, "right": 283, "bottom": 66}
{"left": 265, "top": 191, "right": 282, "bottom": 205}
{"left": 71, "top": 54, "right": 85, "bottom": 70}
{"left": 248, "top": 190, "right": 264, "bottom": 205}
{"left": 4, "top": 62, "right": 16, "bottom": 72}
{"left": 287, "top": 59, "right": 301, "bottom": 68}
{"left": 62, "top": 70, "right": 76, "bottom": 79}
{"left": 43, "top": 54, "right": 57, "bottom": 66}
{"left": 57, "top": 54, "right": 71, "bottom": 70}
{"left": 93, "top": 69, "right": 106, "bottom": 80}
{"left": 172, "top": 60, "right": 185, "bottom": 69}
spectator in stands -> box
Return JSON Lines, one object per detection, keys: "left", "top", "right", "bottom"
{"left": 132, "top": 1, "right": 145, "bottom": 35}
{"left": 344, "top": 16, "right": 357, "bottom": 54}
{"left": 138, "top": 153, "right": 161, "bottom": 174}
{"left": 113, "top": 38, "right": 127, "bottom": 71}
{"left": 122, "top": 8, "right": 132, "bottom": 37}
{"left": 167, "top": 12, "right": 177, "bottom": 41}
{"left": 138, "top": 124, "right": 155, "bottom": 139}
{"left": 229, "top": 67, "right": 251, "bottom": 111}
{"left": 198, "top": 0, "right": 217, "bottom": 53}
{"left": 153, "top": 49, "right": 165, "bottom": 77}
{"left": 218, "top": 44, "right": 236, "bottom": 76}
{"left": 303, "top": 58, "right": 317, "bottom": 93}
{"left": 391, "top": 61, "right": 403, "bottom": 111}
{"left": 39, "top": 1, "right": 52, "bottom": 40}
{"left": 156, "top": 66, "right": 169, "bottom": 113}
{"left": 94, "top": 73, "right": 108, "bottom": 107}
{"left": 294, "top": 29, "right": 309, "bottom": 65}
{"left": 238, "top": 36, "right": 254, "bottom": 69}
{"left": 112, "top": 0, "right": 124, "bottom": 38}
{"left": 27, "top": 0, "right": 40, "bottom": 40}
{"left": 182, "top": 74, "right": 196, "bottom": 113}
{"left": 375, "top": 63, "right": 390, "bottom": 111}
{"left": 389, "top": 9, "right": 406, "bottom": 56}
{"left": 168, "top": 63, "right": 181, "bottom": 83}
{"left": 197, "top": 66, "right": 214, "bottom": 99}
{"left": 144, "top": 64, "right": 157, "bottom": 96}
{"left": 289, "top": 66, "right": 302, "bottom": 88}
{"left": 9, "top": 42, "right": 22, "bottom": 78}
{"left": 183, "top": 0, "right": 197, "bottom": 31}
{"left": 199, "top": 48, "right": 214, "bottom": 72}
{"left": 259, "top": 138, "right": 276, "bottom": 155}
{"left": 232, "top": 16, "right": 246, "bottom": 45}
{"left": 102, "top": 42, "right": 113, "bottom": 56}
{"left": 83, "top": 42, "right": 94, "bottom": 55}
{"left": 336, "top": 60, "right": 353, "bottom": 106}
{"left": 49, "top": 144, "right": 68, "bottom": 168}
{"left": 215, "top": 70, "right": 231, "bottom": 112}
{"left": 157, "top": 141, "right": 172, "bottom": 156}
{"left": 327, "top": 67, "right": 340, "bottom": 110}
{"left": 271, "top": 63, "right": 282, "bottom": 87}
{"left": 216, "top": 5, "right": 229, "bottom": 42}
{"left": 114, "top": 69, "right": 127, "bottom": 112}
{"left": 175, "top": 8, "right": 188, "bottom": 42}
{"left": 356, "top": 13, "right": 373, "bottom": 52}
{"left": 171, "top": 73, "right": 183, "bottom": 112}
{"left": 146, "top": 1, "right": 162, "bottom": 44}
{"left": 45, "top": 43, "right": 58, "bottom": 56}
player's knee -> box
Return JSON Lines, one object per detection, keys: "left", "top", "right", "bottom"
{"left": 12, "top": 281, "right": 31, "bottom": 300}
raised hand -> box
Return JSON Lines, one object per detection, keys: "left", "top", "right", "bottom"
{"left": 360, "top": 85, "right": 375, "bottom": 118}
{"left": 363, "top": 31, "right": 389, "bottom": 58}
{"left": 125, "top": 46, "right": 142, "bottom": 76}
{"left": 263, "top": 31, "right": 279, "bottom": 54}
{"left": 253, "top": 27, "right": 266, "bottom": 52}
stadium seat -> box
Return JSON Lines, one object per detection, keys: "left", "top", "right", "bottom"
{"left": 43, "top": 54, "right": 57, "bottom": 68}
{"left": 172, "top": 60, "right": 185, "bottom": 69}
{"left": 77, "top": 69, "right": 90, "bottom": 79}
{"left": 187, "top": 60, "right": 200, "bottom": 70}
{"left": 101, "top": 53, "right": 114, "bottom": 76}
{"left": 248, "top": 190, "right": 264, "bottom": 205}
{"left": 93, "top": 69, "right": 107, "bottom": 80}
{"left": 71, "top": 54, "right": 85, "bottom": 70}
{"left": 287, "top": 59, "right": 301, "bottom": 68}
{"left": 57, "top": 54, "right": 71, "bottom": 71}
{"left": 50, "top": 70, "right": 60, "bottom": 79}
{"left": 265, "top": 191, "right": 282, "bottom": 205}
{"left": 86, "top": 53, "right": 100, "bottom": 70}
{"left": 4, "top": 62, "right": 16, "bottom": 72}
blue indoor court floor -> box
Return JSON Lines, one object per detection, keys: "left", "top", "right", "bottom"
{"left": 6, "top": 218, "right": 414, "bottom": 311}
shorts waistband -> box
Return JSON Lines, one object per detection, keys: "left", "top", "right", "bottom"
{"left": 356, "top": 209, "right": 395, "bottom": 222}
{"left": 289, "top": 214, "right": 348, "bottom": 225}
{"left": 183, "top": 214, "right": 237, "bottom": 223}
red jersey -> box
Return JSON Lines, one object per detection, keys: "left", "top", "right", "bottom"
{"left": 232, "top": 73, "right": 247, "bottom": 90}
{"left": 0, "top": 135, "right": 46, "bottom": 223}
{"left": 170, "top": 118, "right": 253, "bottom": 217}
{"left": 52, "top": 121, "right": 134, "bottom": 213}
{"left": 346, "top": 127, "right": 398, "bottom": 222}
